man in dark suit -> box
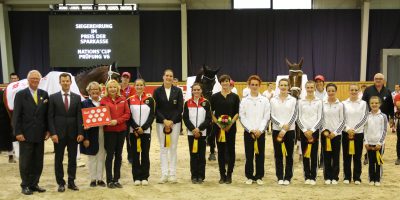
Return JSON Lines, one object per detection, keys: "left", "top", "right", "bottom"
{"left": 48, "top": 73, "right": 84, "bottom": 192}
{"left": 12, "top": 70, "right": 49, "bottom": 195}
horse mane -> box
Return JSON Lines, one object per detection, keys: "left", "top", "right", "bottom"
{"left": 75, "top": 65, "right": 107, "bottom": 77}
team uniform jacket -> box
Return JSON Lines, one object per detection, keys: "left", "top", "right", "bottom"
{"left": 296, "top": 97, "right": 323, "bottom": 133}
{"left": 322, "top": 99, "right": 345, "bottom": 136}
{"left": 100, "top": 95, "right": 131, "bottom": 132}
{"left": 128, "top": 93, "right": 155, "bottom": 134}
{"left": 239, "top": 94, "right": 271, "bottom": 132}
{"left": 364, "top": 110, "right": 388, "bottom": 145}
{"left": 270, "top": 95, "right": 298, "bottom": 131}
{"left": 183, "top": 97, "right": 212, "bottom": 136}
{"left": 343, "top": 98, "right": 368, "bottom": 133}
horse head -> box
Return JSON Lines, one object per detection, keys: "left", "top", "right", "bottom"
{"left": 286, "top": 58, "right": 304, "bottom": 98}
{"left": 75, "top": 63, "right": 120, "bottom": 96}
{"left": 195, "top": 65, "right": 220, "bottom": 100}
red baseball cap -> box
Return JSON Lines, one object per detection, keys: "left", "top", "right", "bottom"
{"left": 122, "top": 72, "right": 131, "bottom": 78}
{"left": 314, "top": 75, "right": 325, "bottom": 82}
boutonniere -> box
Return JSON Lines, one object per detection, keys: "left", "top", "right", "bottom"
{"left": 43, "top": 99, "right": 48, "bottom": 103}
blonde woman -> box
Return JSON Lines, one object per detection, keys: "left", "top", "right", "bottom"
{"left": 80, "top": 81, "right": 106, "bottom": 187}
{"left": 100, "top": 80, "right": 130, "bottom": 188}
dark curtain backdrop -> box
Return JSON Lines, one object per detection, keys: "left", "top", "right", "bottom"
{"left": 9, "top": 10, "right": 399, "bottom": 82}
{"left": 367, "top": 10, "right": 400, "bottom": 80}
{"left": 188, "top": 10, "right": 361, "bottom": 81}
{"left": 8, "top": 11, "right": 181, "bottom": 81}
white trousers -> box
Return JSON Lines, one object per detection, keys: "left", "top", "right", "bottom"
{"left": 9, "top": 142, "right": 19, "bottom": 158}
{"left": 87, "top": 127, "right": 106, "bottom": 181}
{"left": 156, "top": 123, "right": 180, "bottom": 177}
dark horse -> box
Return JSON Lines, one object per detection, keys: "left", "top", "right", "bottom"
{"left": 194, "top": 65, "right": 220, "bottom": 161}
{"left": 194, "top": 65, "right": 220, "bottom": 100}
{"left": 75, "top": 63, "right": 120, "bottom": 96}
{"left": 286, "top": 58, "right": 304, "bottom": 99}
{"left": 286, "top": 58, "right": 304, "bottom": 161}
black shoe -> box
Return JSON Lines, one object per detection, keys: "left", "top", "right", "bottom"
{"left": 58, "top": 185, "right": 65, "bottom": 192}
{"left": 226, "top": 175, "right": 232, "bottom": 184}
{"left": 97, "top": 180, "right": 106, "bottom": 187}
{"left": 219, "top": 176, "right": 226, "bottom": 184}
{"left": 8, "top": 155, "right": 16, "bottom": 163}
{"left": 191, "top": 178, "right": 198, "bottom": 184}
{"left": 113, "top": 182, "right": 123, "bottom": 188}
{"left": 363, "top": 158, "right": 368, "bottom": 165}
{"left": 395, "top": 159, "right": 400, "bottom": 165}
{"left": 208, "top": 153, "right": 216, "bottom": 161}
{"left": 107, "top": 182, "right": 115, "bottom": 189}
{"left": 68, "top": 182, "right": 79, "bottom": 191}
{"left": 90, "top": 181, "right": 97, "bottom": 187}
{"left": 197, "top": 178, "right": 204, "bottom": 184}
{"left": 21, "top": 187, "right": 33, "bottom": 195}
{"left": 30, "top": 185, "right": 46, "bottom": 193}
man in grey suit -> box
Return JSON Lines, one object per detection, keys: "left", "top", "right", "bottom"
{"left": 48, "top": 73, "right": 84, "bottom": 192}
{"left": 13, "top": 70, "right": 50, "bottom": 195}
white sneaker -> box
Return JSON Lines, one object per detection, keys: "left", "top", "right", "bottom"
{"left": 310, "top": 180, "right": 316, "bottom": 185}
{"left": 325, "top": 180, "right": 331, "bottom": 185}
{"left": 331, "top": 180, "right": 338, "bottom": 185}
{"left": 369, "top": 181, "right": 374, "bottom": 186}
{"left": 343, "top": 180, "right": 350, "bottom": 184}
{"left": 278, "top": 180, "right": 284, "bottom": 185}
{"left": 283, "top": 180, "right": 290, "bottom": 185}
{"left": 375, "top": 182, "right": 381, "bottom": 187}
{"left": 354, "top": 181, "right": 361, "bottom": 185}
{"left": 142, "top": 180, "right": 149, "bottom": 186}
{"left": 245, "top": 179, "right": 253, "bottom": 185}
{"left": 256, "top": 179, "right": 264, "bottom": 185}
{"left": 159, "top": 175, "right": 168, "bottom": 184}
{"left": 305, "top": 179, "right": 311, "bottom": 185}
{"left": 134, "top": 180, "right": 141, "bottom": 186}
{"left": 168, "top": 176, "right": 177, "bottom": 184}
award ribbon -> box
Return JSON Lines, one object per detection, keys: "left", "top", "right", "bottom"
{"left": 326, "top": 138, "right": 332, "bottom": 152}
{"left": 349, "top": 140, "right": 355, "bottom": 155}
{"left": 192, "top": 138, "right": 198, "bottom": 153}
{"left": 376, "top": 151, "right": 384, "bottom": 165}
{"left": 218, "top": 129, "right": 226, "bottom": 142}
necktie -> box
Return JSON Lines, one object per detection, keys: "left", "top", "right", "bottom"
{"left": 33, "top": 90, "right": 38, "bottom": 105}
{"left": 64, "top": 93, "right": 69, "bottom": 111}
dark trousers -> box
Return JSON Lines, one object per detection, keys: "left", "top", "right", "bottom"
{"left": 19, "top": 141, "right": 44, "bottom": 188}
{"left": 368, "top": 147, "right": 383, "bottom": 182}
{"left": 397, "top": 122, "right": 400, "bottom": 159}
{"left": 342, "top": 132, "right": 364, "bottom": 182}
{"left": 104, "top": 131, "right": 126, "bottom": 183}
{"left": 207, "top": 125, "right": 215, "bottom": 154}
{"left": 216, "top": 127, "right": 236, "bottom": 178}
{"left": 188, "top": 136, "right": 207, "bottom": 180}
{"left": 272, "top": 130, "right": 295, "bottom": 181}
{"left": 300, "top": 130, "right": 319, "bottom": 181}
{"left": 130, "top": 133, "right": 151, "bottom": 181}
{"left": 54, "top": 136, "right": 78, "bottom": 185}
{"left": 244, "top": 132, "right": 265, "bottom": 180}
{"left": 126, "top": 133, "right": 133, "bottom": 162}
{"left": 321, "top": 134, "right": 341, "bottom": 181}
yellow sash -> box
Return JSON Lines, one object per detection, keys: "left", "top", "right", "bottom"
{"left": 281, "top": 142, "right": 287, "bottom": 157}
{"left": 137, "top": 137, "right": 142, "bottom": 152}
{"left": 376, "top": 151, "right": 384, "bottom": 165}
{"left": 254, "top": 139, "right": 259, "bottom": 155}
{"left": 218, "top": 129, "right": 226, "bottom": 142}
{"left": 304, "top": 143, "right": 312, "bottom": 158}
{"left": 349, "top": 140, "right": 355, "bottom": 155}
{"left": 165, "top": 134, "right": 171, "bottom": 147}
{"left": 192, "top": 138, "right": 198, "bottom": 153}
{"left": 326, "top": 138, "right": 332, "bottom": 152}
